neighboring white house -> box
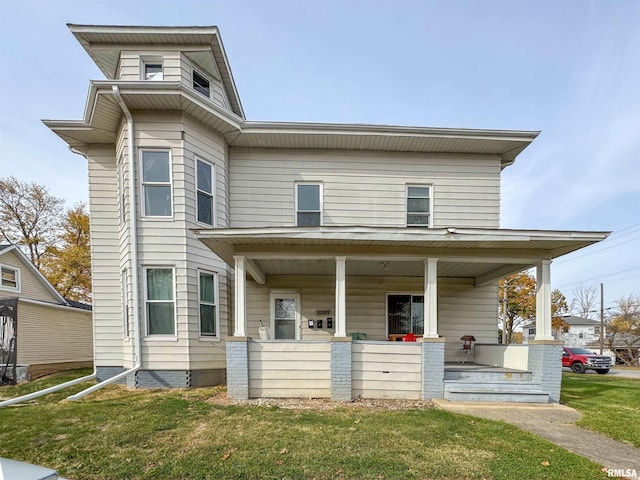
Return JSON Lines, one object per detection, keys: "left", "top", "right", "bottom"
{"left": 44, "top": 24, "right": 608, "bottom": 401}
{"left": 524, "top": 315, "right": 604, "bottom": 346}
{"left": 0, "top": 245, "right": 93, "bottom": 381}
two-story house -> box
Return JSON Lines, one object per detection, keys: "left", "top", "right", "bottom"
{"left": 44, "top": 25, "right": 608, "bottom": 402}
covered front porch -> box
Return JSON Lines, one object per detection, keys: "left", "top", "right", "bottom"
{"left": 196, "top": 226, "right": 607, "bottom": 402}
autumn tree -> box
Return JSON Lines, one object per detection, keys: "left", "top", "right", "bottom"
{"left": 571, "top": 284, "right": 598, "bottom": 319}
{"left": 499, "top": 272, "right": 536, "bottom": 344}
{"left": 499, "top": 271, "right": 569, "bottom": 344}
{"left": 606, "top": 294, "right": 640, "bottom": 366}
{"left": 551, "top": 289, "right": 570, "bottom": 337}
{"left": 0, "top": 176, "right": 64, "bottom": 269}
{"left": 41, "top": 203, "right": 92, "bottom": 303}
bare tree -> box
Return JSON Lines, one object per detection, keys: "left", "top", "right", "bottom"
{"left": 606, "top": 294, "right": 640, "bottom": 366}
{"left": 570, "top": 284, "right": 598, "bottom": 319}
{"left": 0, "top": 176, "right": 64, "bottom": 269}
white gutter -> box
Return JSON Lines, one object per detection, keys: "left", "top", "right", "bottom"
{"left": 17, "top": 297, "right": 92, "bottom": 313}
{"left": 67, "top": 85, "right": 142, "bottom": 400}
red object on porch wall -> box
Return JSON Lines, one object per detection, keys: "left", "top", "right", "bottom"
{"left": 403, "top": 333, "right": 417, "bottom": 342}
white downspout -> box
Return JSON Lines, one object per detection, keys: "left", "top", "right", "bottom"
{"left": 0, "top": 147, "right": 97, "bottom": 408}
{"left": 67, "top": 85, "right": 142, "bottom": 400}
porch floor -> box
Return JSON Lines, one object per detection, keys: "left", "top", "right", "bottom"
{"left": 444, "top": 362, "right": 529, "bottom": 373}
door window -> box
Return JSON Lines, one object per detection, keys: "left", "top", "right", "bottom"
{"left": 387, "top": 294, "right": 424, "bottom": 335}
{"left": 271, "top": 294, "right": 300, "bottom": 339}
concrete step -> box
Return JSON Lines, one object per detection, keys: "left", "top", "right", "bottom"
{"left": 444, "top": 369, "right": 533, "bottom": 382}
{"left": 444, "top": 389, "right": 550, "bottom": 403}
{"left": 444, "top": 380, "right": 543, "bottom": 393}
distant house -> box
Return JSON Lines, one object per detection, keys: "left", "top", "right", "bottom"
{"left": 523, "top": 315, "right": 603, "bottom": 346}
{"left": 0, "top": 244, "right": 93, "bottom": 381}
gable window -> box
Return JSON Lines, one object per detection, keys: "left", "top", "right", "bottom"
{"left": 192, "top": 69, "right": 211, "bottom": 98}
{"left": 143, "top": 62, "right": 163, "bottom": 81}
{"left": 141, "top": 150, "right": 172, "bottom": 217}
{"left": 199, "top": 271, "right": 217, "bottom": 337}
{"left": 387, "top": 294, "right": 424, "bottom": 335}
{"left": 407, "top": 185, "right": 431, "bottom": 227}
{"left": 0, "top": 265, "right": 19, "bottom": 291}
{"left": 145, "top": 267, "right": 175, "bottom": 336}
{"left": 196, "top": 158, "right": 214, "bottom": 226}
{"left": 296, "top": 183, "right": 322, "bottom": 226}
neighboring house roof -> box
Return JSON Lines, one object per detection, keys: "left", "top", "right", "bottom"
{"left": 558, "top": 316, "right": 600, "bottom": 326}
{"left": 0, "top": 244, "right": 91, "bottom": 311}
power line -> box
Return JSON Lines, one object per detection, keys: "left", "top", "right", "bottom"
{"left": 556, "top": 266, "right": 640, "bottom": 288}
{"left": 555, "top": 230, "right": 640, "bottom": 265}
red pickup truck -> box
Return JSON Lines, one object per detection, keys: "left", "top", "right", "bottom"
{"left": 562, "top": 347, "right": 612, "bottom": 374}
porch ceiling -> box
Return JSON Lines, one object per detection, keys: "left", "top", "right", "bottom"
{"left": 195, "top": 226, "right": 609, "bottom": 286}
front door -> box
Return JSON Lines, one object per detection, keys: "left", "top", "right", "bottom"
{"left": 270, "top": 293, "right": 301, "bottom": 340}
{"left": 387, "top": 294, "right": 424, "bottom": 336}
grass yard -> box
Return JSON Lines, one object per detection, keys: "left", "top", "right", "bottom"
{"left": 0, "top": 370, "right": 603, "bottom": 480}
{"left": 561, "top": 372, "right": 640, "bottom": 448}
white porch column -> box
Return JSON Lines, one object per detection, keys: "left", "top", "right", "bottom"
{"left": 424, "top": 258, "right": 439, "bottom": 338}
{"left": 535, "top": 260, "right": 554, "bottom": 340}
{"left": 335, "top": 256, "right": 347, "bottom": 337}
{"left": 233, "top": 255, "right": 247, "bottom": 337}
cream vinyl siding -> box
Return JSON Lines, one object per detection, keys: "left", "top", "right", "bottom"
{"left": 87, "top": 146, "right": 124, "bottom": 366}
{"left": 16, "top": 302, "right": 93, "bottom": 365}
{"left": 118, "top": 51, "right": 182, "bottom": 81}
{"left": 0, "top": 250, "right": 59, "bottom": 302}
{"left": 245, "top": 275, "right": 497, "bottom": 358}
{"left": 352, "top": 342, "right": 422, "bottom": 399}
{"left": 230, "top": 149, "right": 502, "bottom": 229}
{"left": 248, "top": 341, "right": 331, "bottom": 398}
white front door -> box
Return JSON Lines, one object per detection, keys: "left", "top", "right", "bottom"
{"left": 270, "top": 293, "right": 301, "bottom": 340}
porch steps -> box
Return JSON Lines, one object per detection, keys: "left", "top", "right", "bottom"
{"left": 444, "top": 367, "right": 549, "bottom": 403}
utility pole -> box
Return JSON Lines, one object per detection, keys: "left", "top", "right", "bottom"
{"left": 600, "top": 282, "right": 604, "bottom": 354}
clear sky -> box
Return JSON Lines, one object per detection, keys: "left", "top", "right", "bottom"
{"left": 1, "top": 0, "right": 638, "bottom": 311}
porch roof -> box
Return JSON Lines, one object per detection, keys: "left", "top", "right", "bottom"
{"left": 194, "top": 226, "right": 609, "bottom": 286}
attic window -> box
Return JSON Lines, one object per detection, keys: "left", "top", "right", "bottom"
{"left": 192, "top": 69, "right": 210, "bottom": 98}
{"left": 0, "top": 265, "right": 19, "bottom": 291}
{"left": 144, "top": 63, "right": 163, "bottom": 81}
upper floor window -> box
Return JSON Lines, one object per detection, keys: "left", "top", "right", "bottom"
{"left": 145, "top": 267, "right": 175, "bottom": 336}
{"left": 141, "top": 150, "right": 172, "bottom": 217}
{"left": 143, "top": 62, "right": 163, "bottom": 81}
{"left": 0, "top": 265, "right": 19, "bottom": 291}
{"left": 192, "top": 69, "right": 211, "bottom": 98}
{"left": 199, "top": 271, "right": 218, "bottom": 337}
{"left": 407, "top": 185, "right": 431, "bottom": 227}
{"left": 296, "top": 183, "right": 322, "bottom": 226}
{"left": 196, "top": 158, "right": 214, "bottom": 226}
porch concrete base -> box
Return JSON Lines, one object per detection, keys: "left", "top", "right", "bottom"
{"left": 527, "top": 340, "right": 563, "bottom": 403}
{"left": 421, "top": 338, "right": 445, "bottom": 399}
{"left": 331, "top": 337, "right": 352, "bottom": 401}
{"left": 226, "top": 336, "right": 251, "bottom": 399}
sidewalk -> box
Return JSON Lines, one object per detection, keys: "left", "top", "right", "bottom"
{"left": 432, "top": 399, "right": 640, "bottom": 473}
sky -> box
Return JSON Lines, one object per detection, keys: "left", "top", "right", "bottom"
{"left": 1, "top": 0, "right": 638, "bottom": 311}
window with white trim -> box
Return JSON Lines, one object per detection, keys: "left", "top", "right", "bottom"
{"left": 196, "top": 158, "right": 214, "bottom": 226}
{"left": 199, "top": 271, "right": 217, "bottom": 337}
{"left": 0, "top": 265, "right": 19, "bottom": 291}
{"left": 295, "top": 183, "right": 322, "bottom": 226}
{"left": 145, "top": 267, "right": 175, "bottom": 335}
{"left": 192, "top": 69, "right": 211, "bottom": 98}
{"left": 121, "top": 268, "right": 130, "bottom": 339}
{"left": 143, "top": 62, "right": 163, "bottom": 81}
{"left": 141, "top": 150, "right": 172, "bottom": 217}
{"left": 406, "top": 185, "right": 431, "bottom": 227}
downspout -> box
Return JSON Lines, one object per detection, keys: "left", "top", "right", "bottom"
{"left": 0, "top": 148, "right": 97, "bottom": 408}
{"left": 67, "top": 85, "right": 142, "bottom": 400}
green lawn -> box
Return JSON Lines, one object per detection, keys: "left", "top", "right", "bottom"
{"left": 561, "top": 373, "right": 640, "bottom": 448}
{"left": 0, "top": 369, "right": 603, "bottom": 480}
